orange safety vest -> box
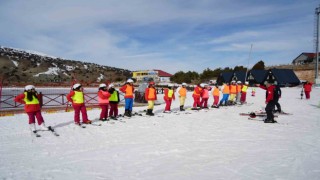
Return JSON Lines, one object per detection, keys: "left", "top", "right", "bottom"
{"left": 212, "top": 87, "right": 220, "bottom": 96}
{"left": 179, "top": 87, "right": 187, "bottom": 97}
{"left": 237, "top": 85, "right": 242, "bottom": 93}
{"left": 193, "top": 87, "right": 203, "bottom": 97}
{"left": 222, "top": 85, "right": 230, "bottom": 94}
{"left": 230, "top": 85, "right": 237, "bottom": 94}
{"left": 148, "top": 88, "right": 156, "bottom": 99}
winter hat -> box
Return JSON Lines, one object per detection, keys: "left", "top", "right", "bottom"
{"left": 182, "top": 83, "right": 187, "bottom": 86}
{"left": 149, "top": 81, "right": 155, "bottom": 85}
{"left": 200, "top": 83, "right": 205, "bottom": 88}
{"left": 245, "top": 81, "right": 249, "bottom": 85}
{"left": 127, "top": 79, "right": 134, "bottom": 83}
{"left": 73, "top": 83, "right": 81, "bottom": 89}
{"left": 99, "top": 83, "right": 107, "bottom": 88}
{"left": 237, "top": 81, "right": 242, "bottom": 84}
{"left": 108, "top": 84, "right": 114, "bottom": 88}
{"left": 25, "top": 85, "right": 35, "bottom": 91}
{"left": 168, "top": 84, "right": 174, "bottom": 87}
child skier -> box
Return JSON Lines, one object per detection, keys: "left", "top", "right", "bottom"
{"left": 97, "top": 83, "right": 110, "bottom": 121}
{"left": 14, "top": 85, "right": 50, "bottom": 133}
{"left": 144, "top": 81, "right": 157, "bottom": 116}
{"left": 177, "top": 83, "right": 187, "bottom": 111}
{"left": 163, "top": 84, "right": 175, "bottom": 112}
{"left": 240, "top": 81, "right": 249, "bottom": 104}
{"left": 219, "top": 82, "right": 230, "bottom": 106}
{"left": 192, "top": 84, "right": 203, "bottom": 110}
{"left": 200, "top": 84, "right": 209, "bottom": 109}
{"left": 108, "top": 84, "right": 120, "bottom": 120}
{"left": 67, "top": 84, "right": 92, "bottom": 125}
{"left": 211, "top": 83, "right": 220, "bottom": 108}
{"left": 303, "top": 81, "right": 313, "bottom": 99}
{"left": 120, "top": 79, "right": 135, "bottom": 117}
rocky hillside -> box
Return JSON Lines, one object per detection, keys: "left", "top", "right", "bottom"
{"left": 0, "top": 46, "right": 132, "bottom": 86}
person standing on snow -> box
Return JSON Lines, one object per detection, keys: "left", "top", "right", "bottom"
{"left": 163, "top": 84, "right": 175, "bottom": 112}
{"left": 177, "top": 83, "right": 187, "bottom": 111}
{"left": 236, "top": 81, "right": 242, "bottom": 104}
{"left": 303, "top": 81, "right": 313, "bottom": 99}
{"left": 192, "top": 84, "right": 203, "bottom": 110}
{"left": 14, "top": 85, "right": 50, "bottom": 132}
{"left": 228, "top": 81, "right": 237, "bottom": 105}
{"left": 97, "top": 83, "right": 111, "bottom": 121}
{"left": 273, "top": 82, "right": 282, "bottom": 113}
{"left": 108, "top": 84, "right": 120, "bottom": 120}
{"left": 240, "top": 82, "right": 249, "bottom": 104}
{"left": 219, "top": 82, "right": 230, "bottom": 106}
{"left": 120, "top": 79, "right": 135, "bottom": 117}
{"left": 144, "top": 81, "right": 157, "bottom": 116}
{"left": 67, "top": 84, "right": 92, "bottom": 125}
{"left": 211, "top": 83, "right": 220, "bottom": 108}
{"left": 257, "top": 82, "right": 277, "bottom": 123}
{"left": 200, "top": 84, "right": 210, "bottom": 109}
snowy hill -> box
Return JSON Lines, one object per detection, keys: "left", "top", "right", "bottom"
{"left": 0, "top": 87, "right": 320, "bottom": 179}
{"left": 0, "top": 46, "right": 131, "bottom": 85}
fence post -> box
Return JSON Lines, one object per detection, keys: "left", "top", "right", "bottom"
{"left": 38, "top": 92, "right": 43, "bottom": 108}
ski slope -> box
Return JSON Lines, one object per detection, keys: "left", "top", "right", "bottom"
{"left": 0, "top": 87, "right": 320, "bottom": 180}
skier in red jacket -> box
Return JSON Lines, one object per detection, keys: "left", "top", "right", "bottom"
{"left": 303, "top": 81, "right": 313, "bottom": 99}
{"left": 14, "top": 85, "right": 50, "bottom": 132}
{"left": 257, "top": 82, "right": 277, "bottom": 123}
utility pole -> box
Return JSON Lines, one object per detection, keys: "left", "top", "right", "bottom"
{"left": 315, "top": 5, "right": 320, "bottom": 85}
{"left": 245, "top": 44, "right": 253, "bottom": 82}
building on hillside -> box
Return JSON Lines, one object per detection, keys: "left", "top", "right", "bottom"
{"left": 132, "top": 69, "right": 172, "bottom": 83}
{"left": 292, "top": 52, "right": 320, "bottom": 65}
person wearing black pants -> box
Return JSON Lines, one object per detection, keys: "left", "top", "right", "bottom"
{"left": 257, "top": 82, "right": 277, "bottom": 123}
{"left": 273, "top": 84, "right": 282, "bottom": 113}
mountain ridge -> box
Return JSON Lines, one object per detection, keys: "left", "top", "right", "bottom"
{"left": 0, "top": 46, "right": 132, "bottom": 86}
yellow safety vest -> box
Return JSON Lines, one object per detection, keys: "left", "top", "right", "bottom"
{"left": 168, "top": 89, "right": 174, "bottom": 98}
{"left": 72, "top": 91, "right": 84, "bottom": 103}
{"left": 24, "top": 92, "right": 39, "bottom": 104}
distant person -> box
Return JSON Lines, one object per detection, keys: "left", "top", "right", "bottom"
{"left": 192, "top": 84, "right": 203, "bottom": 110}
{"left": 108, "top": 84, "right": 120, "bottom": 120}
{"left": 120, "top": 79, "right": 135, "bottom": 117}
{"left": 211, "top": 83, "right": 220, "bottom": 108}
{"left": 14, "top": 85, "right": 50, "bottom": 133}
{"left": 251, "top": 87, "right": 256, "bottom": 96}
{"left": 219, "top": 82, "right": 230, "bottom": 106}
{"left": 273, "top": 83, "right": 282, "bottom": 113}
{"left": 228, "top": 81, "right": 237, "bottom": 105}
{"left": 200, "top": 84, "right": 210, "bottom": 109}
{"left": 144, "top": 81, "right": 157, "bottom": 116}
{"left": 240, "top": 82, "right": 249, "bottom": 104}
{"left": 97, "top": 83, "right": 110, "bottom": 121}
{"left": 303, "top": 81, "right": 313, "bottom": 99}
{"left": 67, "top": 84, "right": 92, "bottom": 125}
{"left": 236, "top": 81, "right": 242, "bottom": 104}
{"left": 257, "top": 82, "right": 277, "bottom": 123}
{"left": 163, "top": 84, "right": 175, "bottom": 112}
{"left": 177, "top": 83, "right": 187, "bottom": 111}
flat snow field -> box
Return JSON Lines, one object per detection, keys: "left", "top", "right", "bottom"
{"left": 0, "top": 87, "right": 320, "bottom": 180}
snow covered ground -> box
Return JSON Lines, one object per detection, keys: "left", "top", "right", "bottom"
{"left": 0, "top": 87, "right": 320, "bottom": 180}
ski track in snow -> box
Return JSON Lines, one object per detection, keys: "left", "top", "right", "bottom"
{"left": 0, "top": 87, "right": 320, "bottom": 180}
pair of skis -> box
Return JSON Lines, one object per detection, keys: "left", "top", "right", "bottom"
{"left": 32, "top": 126, "right": 59, "bottom": 137}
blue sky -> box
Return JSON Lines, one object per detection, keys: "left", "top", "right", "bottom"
{"left": 0, "top": 0, "right": 318, "bottom": 74}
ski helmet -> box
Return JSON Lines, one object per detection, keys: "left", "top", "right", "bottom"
{"left": 25, "top": 85, "right": 35, "bottom": 91}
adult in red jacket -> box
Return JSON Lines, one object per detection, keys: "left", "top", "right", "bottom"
{"left": 144, "top": 81, "right": 157, "bottom": 116}
{"left": 97, "top": 83, "right": 111, "bottom": 121}
{"left": 192, "top": 84, "right": 203, "bottom": 110}
{"left": 14, "top": 85, "right": 49, "bottom": 132}
{"left": 257, "top": 82, "right": 277, "bottom": 123}
{"left": 120, "top": 79, "right": 135, "bottom": 117}
{"left": 67, "top": 84, "right": 92, "bottom": 125}
{"left": 163, "top": 84, "right": 175, "bottom": 112}
{"left": 303, "top": 81, "right": 313, "bottom": 99}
